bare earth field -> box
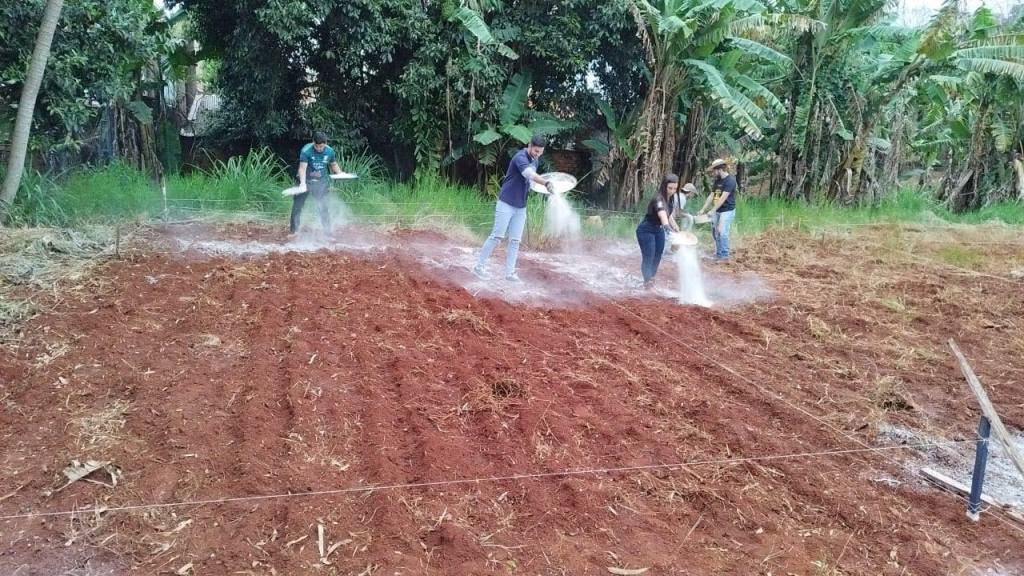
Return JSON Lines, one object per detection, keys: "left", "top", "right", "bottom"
{"left": 1, "top": 220, "right": 1022, "bottom": 575}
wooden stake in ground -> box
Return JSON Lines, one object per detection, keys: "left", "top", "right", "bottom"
{"left": 948, "top": 339, "right": 1024, "bottom": 481}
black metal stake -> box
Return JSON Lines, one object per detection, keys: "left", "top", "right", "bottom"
{"left": 967, "top": 415, "right": 991, "bottom": 521}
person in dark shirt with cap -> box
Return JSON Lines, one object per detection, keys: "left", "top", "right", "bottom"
{"left": 473, "top": 134, "right": 555, "bottom": 282}
{"left": 698, "top": 158, "right": 737, "bottom": 262}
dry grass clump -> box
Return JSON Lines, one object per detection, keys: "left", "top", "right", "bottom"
{"left": 0, "top": 226, "right": 116, "bottom": 341}
{"left": 867, "top": 376, "right": 913, "bottom": 413}
{"left": 442, "top": 308, "right": 494, "bottom": 335}
{"left": 72, "top": 399, "right": 132, "bottom": 450}
{"left": 463, "top": 377, "right": 527, "bottom": 416}
{"left": 807, "top": 315, "right": 840, "bottom": 341}
{"left": 0, "top": 300, "right": 36, "bottom": 342}
{"left": 0, "top": 226, "right": 114, "bottom": 288}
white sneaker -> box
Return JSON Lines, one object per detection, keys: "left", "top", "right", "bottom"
{"left": 472, "top": 264, "right": 488, "bottom": 279}
{"left": 505, "top": 272, "right": 522, "bottom": 282}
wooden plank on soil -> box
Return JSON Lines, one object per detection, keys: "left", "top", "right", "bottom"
{"left": 920, "top": 467, "right": 1000, "bottom": 507}
{"left": 920, "top": 467, "right": 1024, "bottom": 524}
{"left": 948, "top": 339, "right": 1024, "bottom": 483}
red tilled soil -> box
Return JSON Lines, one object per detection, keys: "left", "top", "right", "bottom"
{"left": 1, "top": 222, "right": 1022, "bottom": 575}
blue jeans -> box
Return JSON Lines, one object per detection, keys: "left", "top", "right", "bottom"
{"left": 636, "top": 221, "right": 666, "bottom": 283}
{"left": 712, "top": 209, "right": 735, "bottom": 260}
{"left": 477, "top": 200, "right": 528, "bottom": 275}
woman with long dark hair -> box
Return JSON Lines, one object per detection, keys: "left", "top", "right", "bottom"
{"left": 636, "top": 174, "right": 682, "bottom": 290}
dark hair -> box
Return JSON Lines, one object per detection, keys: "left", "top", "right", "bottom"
{"left": 312, "top": 131, "right": 328, "bottom": 144}
{"left": 658, "top": 173, "right": 679, "bottom": 203}
{"left": 529, "top": 134, "right": 547, "bottom": 148}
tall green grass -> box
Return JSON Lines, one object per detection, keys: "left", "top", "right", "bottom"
{"left": 166, "top": 147, "right": 293, "bottom": 213}
{"left": 5, "top": 157, "right": 1023, "bottom": 238}
{"left": 4, "top": 169, "right": 69, "bottom": 227}
{"left": 342, "top": 172, "right": 497, "bottom": 235}
{"left": 5, "top": 163, "right": 159, "bottom": 226}
{"left": 734, "top": 188, "right": 1024, "bottom": 234}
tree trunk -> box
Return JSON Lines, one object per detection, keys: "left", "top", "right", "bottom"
{"left": 772, "top": 35, "right": 813, "bottom": 200}
{"left": 828, "top": 118, "right": 874, "bottom": 204}
{"left": 1014, "top": 155, "right": 1024, "bottom": 201}
{"left": 941, "top": 100, "right": 993, "bottom": 212}
{"left": 802, "top": 104, "right": 825, "bottom": 201}
{"left": 0, "top": 0, "right": 64, "bottom": 223}
{"left": 674, "top": 101, "right": 705, "bottom": 186}
{"left": 616, "top": 68, "right": 681, "bottom": 208}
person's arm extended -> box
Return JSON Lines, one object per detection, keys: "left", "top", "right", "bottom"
{"left": 698, "top": 193, "right": 714, "bottom": 215}
{"left": 701, "top": 192, "right": 729, "bottom": 215}
{"left": 297, "top": 162, "right": 308, "bottom": 190}
{"left": 522, "top": 165, "right": 555, "bottom": 194}
{"left": 522, "top": 166, "right": 547, "bottom": 186}
{"left": 659, "top": 207, "right": 679, "bottom": 232}
{"left": 329, "top": 161, "right": 342, "bottom": 175}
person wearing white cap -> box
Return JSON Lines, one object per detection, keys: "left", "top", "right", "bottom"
{"left": 663, "top": 182, "right": 697, "bottom": 254}
{"left": 698, "top": 158, "right": 737, "bottom": 262}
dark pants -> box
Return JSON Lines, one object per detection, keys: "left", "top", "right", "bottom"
{"left": 636, "top": 221, "right": 666, "bottom": 283}
{"left": 289, "top": 182, "right": 331, "bottom": 233}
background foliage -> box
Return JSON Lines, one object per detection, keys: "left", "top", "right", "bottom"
{"left": 1, "top": 0, "right": 1022, "bottom": 216}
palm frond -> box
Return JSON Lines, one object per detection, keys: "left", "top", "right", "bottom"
{"left": 733, "top": 74, "right": 784, "bottom": 113}
{"left": 868, "top": 136, "right": 891, "bottom": 151}
{"left": 967, "top": 34, "right": 1024, "bottom": 47}
{"left": 728, "top": 85, "right": 768, "bottom": 124}
{"left": 727, "top": 37, "right": 793, "bottom": 67}
{"left": 843, "top": 0, "right": 892, "bottom": 30}
{"left": 954, "top": 45, "right": 1024, "bottom": 61}
{"left": 928, "top": 74, "right": 963, "bottom": 90}
{"left": 685, "top": 58, "right": 764, "bottom": 139}
{"left": 891, "top": 36, "right": 922, "bottom": 63}
{"left": 659, "top": 15, "right": 689, "bottom": 36}
{"left": 919, "top": 0, "right": 959, "bottom": 60}
{"left": 990, "top": 115, "right": 1013, "bottom": 152}
{"left": 729, "top": 13, "right": 825, "bottom": 37}
{"left": 452, "top": 7, "right": 494, "bottom": 45}
{"left": 955, "top": 57, "right": 1024, "bottom": 82}
{"left": 842, "top": 24, "right": 916, "bottom": 41}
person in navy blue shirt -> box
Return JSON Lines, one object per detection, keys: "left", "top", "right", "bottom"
{"left": 697, "top": 158, "right": 737, "bottom": 261}
{"left": 473, "top": 134, "right": 555, "bottom": 282}
{"left": 291, "top": 131, "right": 343, "bottom": 235}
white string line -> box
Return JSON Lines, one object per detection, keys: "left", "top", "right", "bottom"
{"left": 0, "top": 439, "right": 975, "bottom": 522}
{"left": 158, "top": 199, "right": 1024, "bottom": 225}
{"left": 607, "top": 301, "right": 1024, "bottom": 535}
{"left": 160, "top": 197, "right": 1021, "bottom": 222}
{"left": 158, "top": 206, "right": 1024, "bottom": 244}
{"left": 159, "top": 208, "right": 1024, "bottom": 242}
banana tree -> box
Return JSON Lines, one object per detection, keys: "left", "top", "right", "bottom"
{"left": 757, "top": 0, "right": 908, "bottom": 202}
{"left": 447, "top": 72, "right": 575, "bottom": 188}
{"left": 583, "top": 98, "right": 640, "bottom": 194}
{"left": 616, "top": 0, "right": 786, "bottom": 207}
{"left": 447, "top": 1, "right": 517, "bottom": 153}
{"left": 913, "top": 5, "right": 1024, "bottom": 211}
